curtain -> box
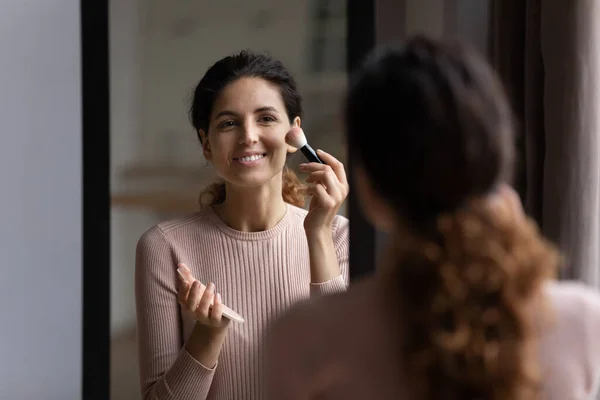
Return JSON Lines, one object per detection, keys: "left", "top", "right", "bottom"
{"left": 489, "top": 0, "right": 600, "bottom": 288}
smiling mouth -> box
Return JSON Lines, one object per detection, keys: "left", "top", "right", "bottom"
{"left": 233, "top": 153, "right": 266, "bottom": 162}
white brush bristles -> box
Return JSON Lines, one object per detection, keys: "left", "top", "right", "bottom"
{"left": 285, "top": 127, "right": 308, "bottom": 148}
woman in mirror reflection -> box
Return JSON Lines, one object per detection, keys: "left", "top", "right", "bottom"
{"left": 267, "top": 36, "right": 600, "bottom": 399}
{"left": 135, "top": 51, "right": 349, "bottom": 399}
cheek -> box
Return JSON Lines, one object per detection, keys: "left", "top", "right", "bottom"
{"left": 208, "top": 135, "right": 233, "bottom": 159}
{"left": 262, "top": 138, "right": 287, "bottom": 159}
{"left": 268, "top": 126, "right": 291, "bottom": 147}
{"left": 263, "top": 129, "right": 286, "bottom": 146}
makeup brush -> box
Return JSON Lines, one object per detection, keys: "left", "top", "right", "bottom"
{"left": 285, "top": 127, "right": 324, "bottom": 164}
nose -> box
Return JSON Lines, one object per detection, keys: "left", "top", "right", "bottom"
{"left": 238, "top": 123, "right": 259, "bottom": 145}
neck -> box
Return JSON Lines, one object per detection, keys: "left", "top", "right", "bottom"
{"left": 214, "top": 173, "right": 287, "bottom": 232}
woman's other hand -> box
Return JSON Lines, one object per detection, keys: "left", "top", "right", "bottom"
{"left": 177, "top": 263, "right": 230, "bottom": 331}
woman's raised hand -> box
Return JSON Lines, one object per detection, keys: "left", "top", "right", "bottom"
{"left": 300, "top": 149, "right": 349, "bottom": 235}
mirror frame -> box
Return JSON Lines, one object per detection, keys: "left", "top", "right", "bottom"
{"left": 81, "top": 0, "right": 110, "bottom": 399}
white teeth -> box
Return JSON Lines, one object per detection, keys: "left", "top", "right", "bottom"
{"left": 237, "top": 154, "right": 265, "bottom": 162}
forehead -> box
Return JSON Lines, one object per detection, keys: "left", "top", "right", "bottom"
{"left": 212, "top": 77, "right": 286, "bottom": 116}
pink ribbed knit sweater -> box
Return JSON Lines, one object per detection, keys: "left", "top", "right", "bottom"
{"left": 135, "top": 203, "right": 349, "bottom": 399}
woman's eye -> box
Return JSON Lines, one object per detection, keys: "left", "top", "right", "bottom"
{"left": 259, "top": 116, "right": 276, "bottom": 123}
{"left": 219, "top": 120, "right": 236, "bottom": 129}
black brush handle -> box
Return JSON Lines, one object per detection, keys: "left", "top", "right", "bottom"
{"left": 300, "top": 144, "right": 324, "bottom": 164}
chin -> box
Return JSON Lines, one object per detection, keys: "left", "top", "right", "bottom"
{"left": 215, "top": 157, "right": 286, "bottom": 188}
{"left": 224, "top": 172, "right": 276, "bottom": 189}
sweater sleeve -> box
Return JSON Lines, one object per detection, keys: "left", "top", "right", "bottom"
{"left": 310, "top": 215, "right": 349, "bottom": 297}
{"left": 135, "top": 226, "right": 216, "bottom": 400}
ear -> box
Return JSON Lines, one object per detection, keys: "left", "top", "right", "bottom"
{"left": 286, "top": 117, "right": 302, "bottom": 154}
{"left": 354, "top": 167, "right": 396, "bottom": 232}
{"left": 199, "top": 129, "right": 212, "bottom": 161}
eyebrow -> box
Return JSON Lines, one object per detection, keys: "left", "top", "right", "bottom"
{"left": 214, "top": 106, "right": 279, "bottom": 120}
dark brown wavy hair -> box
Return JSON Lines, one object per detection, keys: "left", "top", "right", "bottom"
{"left": 345, "top": 36, "right": 559, "bottom": 399}
{"left": 190, "top": 50, "right": 306, "bottom": 209}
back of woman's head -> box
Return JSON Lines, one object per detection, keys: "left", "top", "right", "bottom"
{"left": 347, "top": 36, "right": 513, "bottom": 225}
{"left": 346, "top": 36, "right": 558, "bottom": 399}
{"left": 190, "top": 50, "right": 305, "bottom": 208}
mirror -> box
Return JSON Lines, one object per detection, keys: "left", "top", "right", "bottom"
{"left": 107, "top": 0, "right": 492, "bottom": 397}
{"left": 109, "top": 0, "right": 348, "bottom": 398}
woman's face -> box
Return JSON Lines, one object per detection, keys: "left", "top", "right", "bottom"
{"left": 200, "top": 77, "right": 300, "bottom": 189}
